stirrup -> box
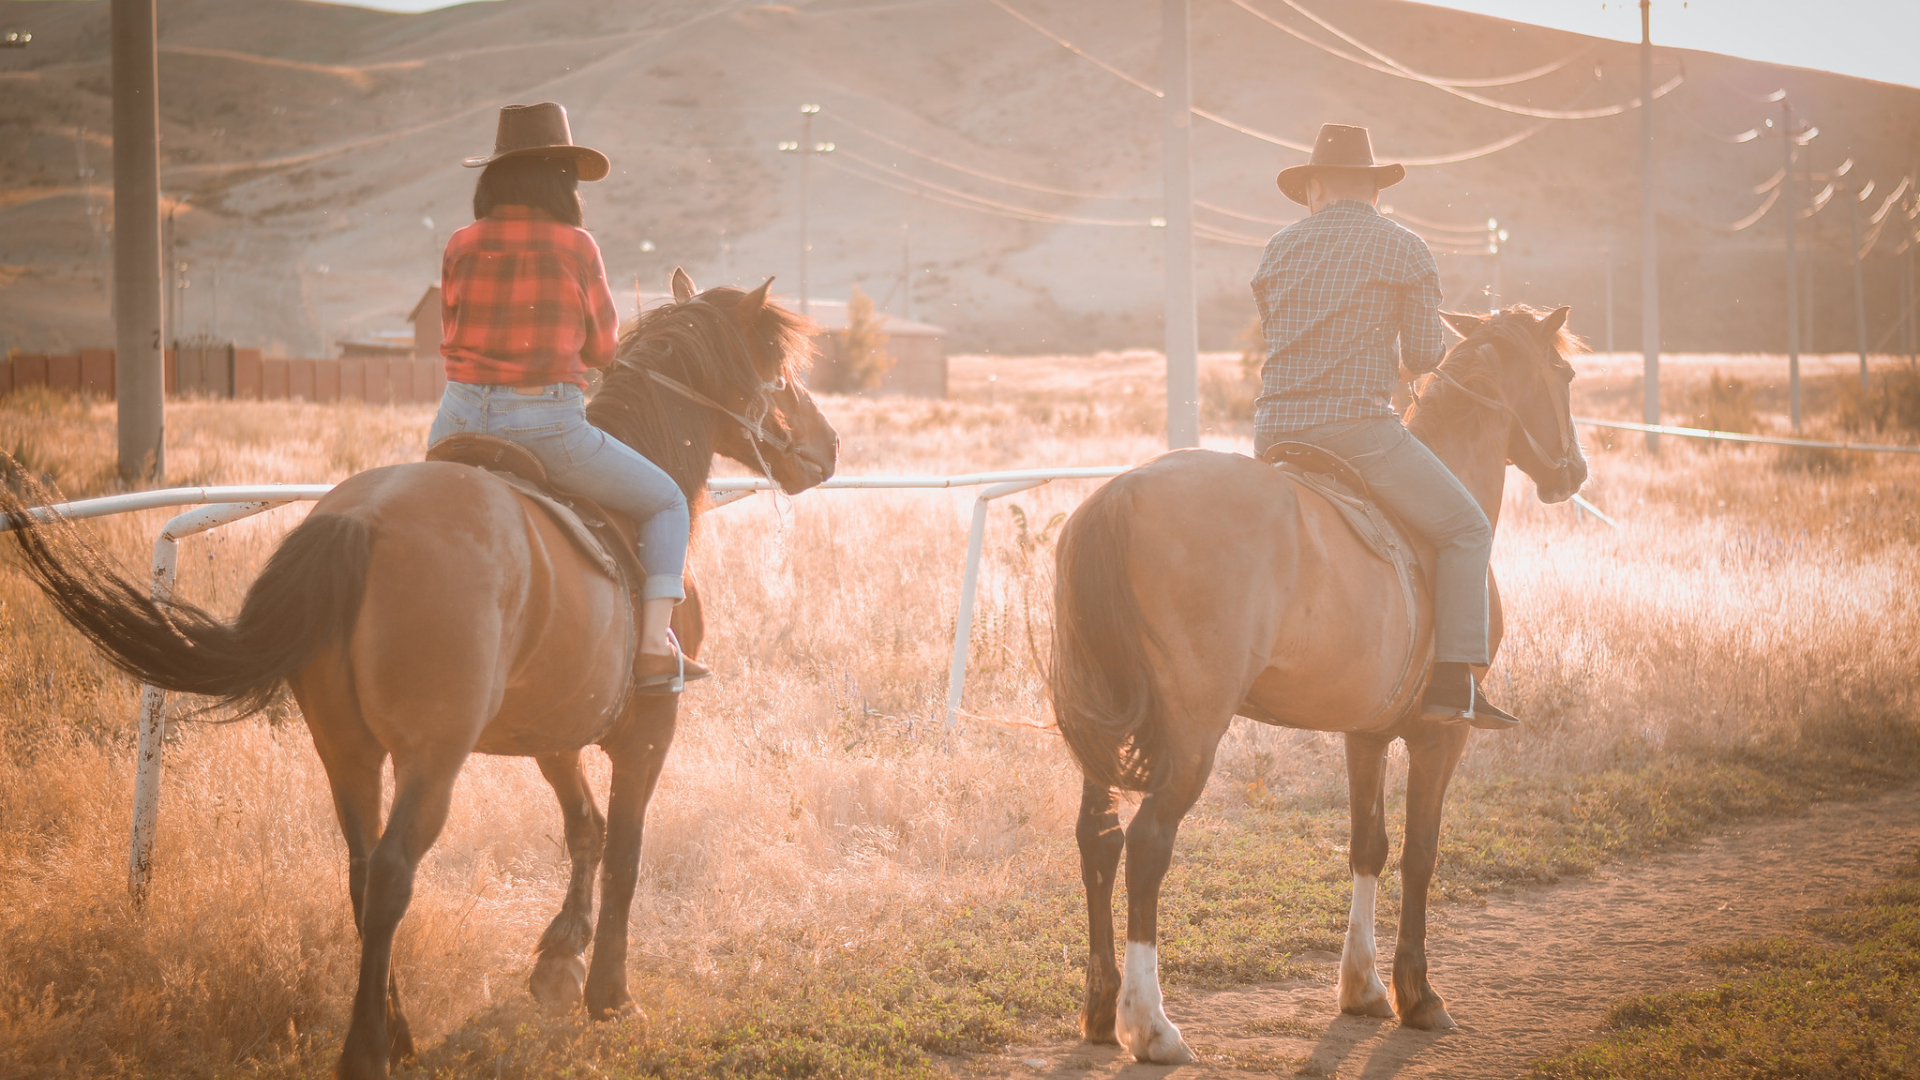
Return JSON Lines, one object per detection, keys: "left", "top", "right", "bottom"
{"left": 1468, "top": 686, "right": 1522, "bottom": 730}
{"left": 634, "top": 631, "right": 709, "bottom": 695}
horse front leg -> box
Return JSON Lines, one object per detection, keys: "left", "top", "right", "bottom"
{"left": 586, "top": 702, "right": 677, "bottom": 1020}
{"left": 1076, "top": 777, "right": 1125, "bottom": 1043}
{"left": 1114, "top": 747, "right": 1215, "bottom": 1065}
{"left": 1391, "top": 723, "right": 1470, "bottom": 1030}
{"left": 1339, "top": 732, "right": 1395, "bottom": 1018}
{"left": 530, "top": 749, "right": 607, "bottom": 1012}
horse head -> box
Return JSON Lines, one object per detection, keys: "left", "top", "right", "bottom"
{"left": 591, "top": 268, "right": 839, "bottom": 497}
{"left": 1435, "top": 305, "right": 1588, "bottom": 504}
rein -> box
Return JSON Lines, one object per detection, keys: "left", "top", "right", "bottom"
{"left": 643, "top": 368, "right": 791, "bottom": 455}
{"left": 1424, "top": 344, "right": 1575, "bottom": 472}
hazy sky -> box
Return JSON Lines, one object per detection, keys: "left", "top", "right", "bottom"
{"left": 327, "top": 0, "right": 1920, "bottom": 89}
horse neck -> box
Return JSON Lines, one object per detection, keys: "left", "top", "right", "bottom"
{"left": 596, "top": 383, "right": 719, "bottom": 506}
{"left": 1407, "top": 407, "right": 1509, "bottom": 533}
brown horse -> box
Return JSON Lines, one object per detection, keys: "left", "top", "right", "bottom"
{"left": 3, "top": 271, "right": 837, "bottom": 1080}
{"left": 1050, "top": 305, "right": 1586, "bottom": 1062}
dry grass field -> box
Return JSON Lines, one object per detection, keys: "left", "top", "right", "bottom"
{"left": 0, "top": 350, "right": 1917, "bottom": 1078}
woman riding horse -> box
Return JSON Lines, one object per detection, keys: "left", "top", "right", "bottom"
{"left": 438, "top": 101, "right": 705, "bottom": 693}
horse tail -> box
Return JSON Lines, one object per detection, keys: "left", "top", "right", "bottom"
{"left": 4, "top": 501, "right": 372, "bottom": 718}
{"left": 1049, "top": 481, "right": 1168, "bottom": 792}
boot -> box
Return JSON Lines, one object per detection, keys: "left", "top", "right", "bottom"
{"left": 1468, "top": 684, "right": 1522, "bottom": 730}
{"left": 1419, "top": 661, "right": 1474, "bottom": 723}
{"left": 634, "top": 634, "right": 710, "bottom": 695}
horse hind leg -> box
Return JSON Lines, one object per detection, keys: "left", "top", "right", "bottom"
{"left": 529, "top": 749, "right": 606, "bottom": 1012}
{"left": 1338, "top": 732, "right": 1395, "bottom": 1018}
{"left": 1113, "top": 739, "right": 1220, "bottom": 1065}
{"left": 1391, "top": 723, "right": 1470, "bottom": 1031}
{"left": 1076, "top": 777, "right": 1125, "bottom": 1044}
{"left": 290, "top": 675, "right": 416, "bottom": 1072}
{"left": 334, "top": 746, "right": 470, "bottom": 1080}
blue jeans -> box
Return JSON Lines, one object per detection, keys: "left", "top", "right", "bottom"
{"left": 428, "top": 381, "right": 688, "bottom": 602}
{"left": 1266, "top": 417, "right": 1492, "bottom": 665}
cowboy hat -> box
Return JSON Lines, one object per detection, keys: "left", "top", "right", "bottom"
{"left": 1275, "top": 123, "right": 1405, "bottom": 205}
{"left": 463, "top": 102, "right": 610, "bottom": 182}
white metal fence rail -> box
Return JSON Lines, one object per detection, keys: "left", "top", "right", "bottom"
{"left": 5, "top": 413, "right": 1911, "bottom": 897}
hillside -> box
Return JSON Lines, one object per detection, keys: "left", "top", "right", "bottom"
{"left": 0, "top": 0, "right": 1916, "bottom": 355}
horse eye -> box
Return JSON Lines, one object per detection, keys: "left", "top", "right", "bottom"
{"left": 769, "top": 376, "right": 788, "bottom": 392}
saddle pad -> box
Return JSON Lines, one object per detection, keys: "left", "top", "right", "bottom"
{"left": 489, "top": 471, "right": 622, "bottom": 581}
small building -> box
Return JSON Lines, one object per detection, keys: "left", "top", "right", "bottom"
{"left": 630, "top": 292, "right": 948, "bottom": 398}
{"left": 336, "top": 330, "right": 414, "bottom": 360}
{"left": 410, "top": 285, "right": 443, "bottom": 361}
{"left": 798, "top": 299, "right": 946, "bottom": 398}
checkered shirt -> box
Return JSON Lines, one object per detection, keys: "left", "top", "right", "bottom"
{"left": 440, "top": 205, "right": 619, "bottom": 388}
{"left": 1250, "top": 199, "right": 1447, "bottom": 442}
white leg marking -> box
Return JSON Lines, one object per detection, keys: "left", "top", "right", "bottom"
{"left": 1114, "top": 942, "right": 1195, "bottom": 1064}
{"left": 1337, "top": 874, "right": 1393, "bottom": 1016}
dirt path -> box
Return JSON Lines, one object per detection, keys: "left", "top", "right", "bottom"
{"left": 957, "top": 784, "right": 1920, "bottom": 1079}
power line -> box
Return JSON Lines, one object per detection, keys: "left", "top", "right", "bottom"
{"left": 1222, "top": 0, "right": 1590, "bottom": 89}
{"left": 832, "top": 108, "right": 1297, "bottom": 230}
{"left": 824, "top": 152, "right": 1270, "bottom": 245}
{"left": 984, "top": 0, "right": 1554, "bottom": 166}
{"left": 1257, "top": 0, "right": 1684, "bottom": 120}
{"left": 827, "top": 113, "right": 1155, "bottom": 201}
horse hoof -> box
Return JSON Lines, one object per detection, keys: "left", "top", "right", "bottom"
{"left": 529, "top": 955, "right": 588, "bottom": 1014}
{"left": 1135, "top": 1037, "right": 1198, "bottom": 1065}
{"left": 1343, "top": 995, "right": 1396, "bottom": 1019}
{"left": 1081, "top": 1015, "right": 1119, "bottom": 1045}
{"left": 1398, "top": 1001, "right": 1457, "bottom": 1031}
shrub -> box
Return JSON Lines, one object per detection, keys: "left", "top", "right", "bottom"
{"left": 817, "top": 285, "right": 893, "bottom": 394}
{"left": 1835, "top": 368, "right": 1920, "bottom": 436}
{"left": 1690, "top": 370, "right": 1758, "bottom": 434}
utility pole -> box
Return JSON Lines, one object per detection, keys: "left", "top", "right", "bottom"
{"left": 1779, "top": 99, "right": 1803, "bottom": 431}
{"left": 1163, "top": 0, "right": 1199, "bottom": 449}
{"left": 112, "top": 0, "right": 164, "bottom": 482}
{"left": 1604, "top": 226, "right": 1617, "bottom": 357}
{"left": 1638, "top": 0, "right": 1661, "bottom": 451}
{"left": 1846, "top": 175, "right": 1869, "bottom": 392}
{"left": 901, "top": 223, "right": 914, "bottom": 321}
{"left": 1487, "top": 218, "right": 1508, "bottom": 310}
{"left": 778, "top": 103, "right": 833, "bottom": 317}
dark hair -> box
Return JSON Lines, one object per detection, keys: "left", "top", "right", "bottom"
{"left": 472, "top": 155, "right": 583, "bottom": 226}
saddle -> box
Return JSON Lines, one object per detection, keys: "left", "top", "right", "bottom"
{"left": 1254, "top": 441, "right": 1431, "bottom": 728}
{"left": 425, "top": 434, "right": 652, "bottom": 716}
{"left": 425, "top": 433, "right": 634, "bottom": 583}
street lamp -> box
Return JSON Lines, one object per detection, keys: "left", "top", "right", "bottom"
{"left": 778, "top": 103, "right": 834, "bottom": 315}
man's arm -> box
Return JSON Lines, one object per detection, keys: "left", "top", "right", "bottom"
{"left": 1399, "top": 242, "right": 1447, "bottom": 375}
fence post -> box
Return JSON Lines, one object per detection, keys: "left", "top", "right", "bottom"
{"left": 127, "top": 530, "right": 176, "bottom": 904}
{"left": 946, "top": 479, "right": 1049, "bottom": 729}
{"left": 127, "top": 499, "right": 296, "bottom": 903}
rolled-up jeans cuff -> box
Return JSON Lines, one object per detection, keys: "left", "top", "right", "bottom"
{"left": 641, "top": 574, "right": 686, "bottom": 603}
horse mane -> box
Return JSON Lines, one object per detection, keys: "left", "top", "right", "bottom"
{"left": 585, "top": 286, "right": 815, "bottom": 505}
{"left": 1405, "top": 304, "right": 1580, "bottom": 436}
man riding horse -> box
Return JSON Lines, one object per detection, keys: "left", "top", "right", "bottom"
{"left": 1252, "top": 123, "right": 1519, "bottom": 729}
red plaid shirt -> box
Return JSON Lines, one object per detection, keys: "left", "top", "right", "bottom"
{"left": 439, "top": 205, "right": 618, "bottom": 388}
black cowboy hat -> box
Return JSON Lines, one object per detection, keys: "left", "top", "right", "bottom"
{"left": 1276, "top": 123, "right": 1405, "bottom": 206}
{"left": 463, "top": 102, "right": 610, "bottom": 182}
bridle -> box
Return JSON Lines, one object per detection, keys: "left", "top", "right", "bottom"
{"left": 643, "top": 367, "right": 792, "bottom": 455}
{"left": 1422, "top": 341, "right": 1576, "bottom": 474}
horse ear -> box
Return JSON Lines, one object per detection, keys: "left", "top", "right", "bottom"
{"left": 1440, "top": 310, "right": 1488, "bottom": 338}
{"left": 670, "top": 267, "right": 697, "bottom": 303}
{"left": 1537, "top": 305, "right": 1571, "bottom": 339}
{"left": 740, "top": 277, "right": 773, "bottom": 318}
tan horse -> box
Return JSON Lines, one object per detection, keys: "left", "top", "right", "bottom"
{"left": 3, "top": 272, "right": 838, "bottom": 1080}
{"left": 1050, "top": 305, "right": 1586, "bottom": 1062}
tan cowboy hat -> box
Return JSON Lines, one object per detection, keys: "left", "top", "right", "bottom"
{"left": 463, "top": 102, "right": 610, "bottom": 182}
{"left": 1275, "top": 123, "right": 1405, "bottom": 206}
